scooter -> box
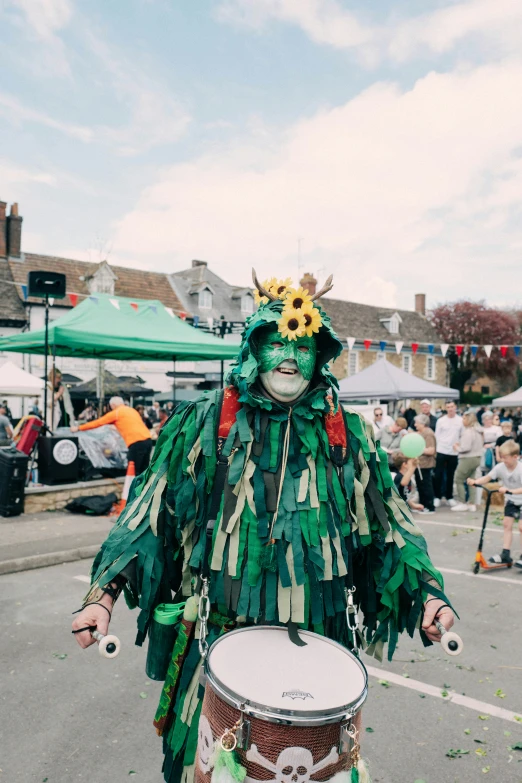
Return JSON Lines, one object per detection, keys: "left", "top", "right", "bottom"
{"left": 472, "top": 486, "right": 512, "bottom": 574}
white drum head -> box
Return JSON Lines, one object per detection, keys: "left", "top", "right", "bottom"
{"left": 205, "top": 626, "right": 367, "bottom": 724}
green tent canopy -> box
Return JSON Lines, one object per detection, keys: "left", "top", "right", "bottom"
{"left": 0, "top": 293, "right": 239, "bottom": 362}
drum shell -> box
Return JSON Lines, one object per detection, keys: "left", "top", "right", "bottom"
{"left": 195, "top": 684, "right": 353, "bottom": 783}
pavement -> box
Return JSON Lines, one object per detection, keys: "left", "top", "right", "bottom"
{"left": 1, "top": 504, "right": 522, "bottom": 782}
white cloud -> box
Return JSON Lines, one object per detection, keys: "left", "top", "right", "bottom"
{"left": 217, "top": 0, "right": 522, "bottom": 65}
{"left": 0, "top": 92, "right": 93, "bottom": 142}
{"left": 4, "top": 0, "right": 73, "bottom": 76}
{"left": 0, "top": 159, "right": 57, "bottom": 188}
{"left": 8, "top": 0, "right": 72, "bottom": 38}
{"left": 111, "top": 61, "right": 522, "bottom": 308}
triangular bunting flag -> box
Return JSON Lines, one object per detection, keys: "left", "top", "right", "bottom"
{"left": 514, "top": 346, "right": 521, "bottom": 357}
{"left": 130, "top": 302, "right": 139, "bottom": 312}
{"left": 500, "top": 345, "right": 508, "bottom": 358}
{"left": 21, "top": 284, "right": 28, "bottom": 301}
{"left": 395, "top": 341, "right": 404, "bottom": 354}
{"left": 179, "top": 311, "right": 187, "bottom": 321}
{"left": 164, "top": 307, "right": 174, "bottom": 318}
{"left": 440, "top": 344, "right": 449, "bottom": 357}
{"left": 363, "top": 339, "right": 372, "bottom": 351}
{"left": 193, "top": 315, "right": 200, "bottom": 328}
{"left": 49, "top": 297, "right": 55, "bottom": 307}
{"left": 149, "top": 304, "right": 157, "bottom": 315}
{"left": 69, "top": 292, "right": 79, "bottom": 307}
{"left": 456, "top": 344, "right": 464, "bottom": 357}
{"left": 89, "top": 296, "right": 99, "bottom": 304}
{"left": 347, "top": 337, "right": 356, "bottom": 350}
{"left": 428, "top": 344, "right": 434, "bottom": 354}
{"left": 109, "top": 298, "right": 120, "bottom": 310}
{"left": 484, "top": 345, "right": 493, "bottom": 358}
{"left": 379, "top": 340, "right": 387, "bottom": 351}
{"left": 411, "top": 342, "right": 419, "bottom": 355}
{"left": 470, "top": 345, "right": 478, "bottom": 357}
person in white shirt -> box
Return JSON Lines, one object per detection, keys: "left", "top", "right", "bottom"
{"left": 433, "top": 400, "right": 462, "bottom": 507}
{"left": 372, "top": 406, "right": 393, "bottom": 440}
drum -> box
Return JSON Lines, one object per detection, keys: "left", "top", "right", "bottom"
{"left": 196, "top": 626, "right": 368, "bottom": 783}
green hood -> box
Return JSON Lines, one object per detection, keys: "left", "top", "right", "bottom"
{"left": 227, "top": 299, "right": 344, "bottom": 411}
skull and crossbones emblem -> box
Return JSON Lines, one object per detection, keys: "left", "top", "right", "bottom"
{"left": 246, "top": 744, "right": 339, "bottom": 783}
{"left": 197, "top": 714, "right": 215, "bottom": 774}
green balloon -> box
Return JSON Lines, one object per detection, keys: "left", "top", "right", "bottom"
{"left": 400, "top": 433, "right": 425, "bottom": 459}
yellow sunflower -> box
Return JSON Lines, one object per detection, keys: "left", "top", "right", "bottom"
{"left": 278, "top": 308, "right": 306, "bottom": 340}
{"left": 270, "top": 277, "right": 293, "bottom": 300}
{"left": 283, "top": 286, "right": 312, "bottom": 310}
{"left": 300, "top": 303, "right": 322, "bottom": 337}
{"left": 253, "top": 289, "right": 268, "bottom": 305}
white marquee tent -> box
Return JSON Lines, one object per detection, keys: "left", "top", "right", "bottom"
{"left": 492, "top": 388, "right": 522, "bottom": 407}
{"left": 337, "top": 358, "right": 459, "bottom": 402}
{"left": 0, "top": 360, "right": 45, "bottom": 397}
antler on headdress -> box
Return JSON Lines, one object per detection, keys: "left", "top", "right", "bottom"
{"left": 252, "top": 268, "right": 277, "bottom": 301}
{"left": 310, "top": 274, "right": 334, "bottom": 301}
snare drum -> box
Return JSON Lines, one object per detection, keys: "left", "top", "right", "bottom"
{"left": 196, "top": 626, "right": 367, "bottom": 783}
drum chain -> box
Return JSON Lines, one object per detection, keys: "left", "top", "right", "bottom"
{"left": 198, "top": 577, "right": 210, "bottom": 658}
{"left": 347, "top": 723, "right": 361, "bottom": 767}
{"left": 345, "top": 587, "right": 359, "bottom": 632}
{"left": 220, "top": 717, "right": 243, "bottom": 752}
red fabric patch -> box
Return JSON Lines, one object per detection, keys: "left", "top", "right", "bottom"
{"left": 324, "top": 397, "right": 347, "bottom": 448}
{"left": 218, "top": 386, "right": 242, "bottom": 439}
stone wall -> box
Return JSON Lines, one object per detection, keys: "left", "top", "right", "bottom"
{"left": 25, "top": 477, "right": 124, "bottom": 514}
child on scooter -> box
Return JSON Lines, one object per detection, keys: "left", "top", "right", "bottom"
{"left": 468, "top": 440, "right": 522, "bottom": 568}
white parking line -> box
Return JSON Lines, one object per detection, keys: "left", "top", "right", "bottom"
{"left": 418, "top": 519, "right": 502, "bottom": 533}
{"left": 74, "top": 575, "right": 91, "bottom": 583}
{"left": 437, "top": 566, "right": 522, "bottom": 585}
{"left": 366, "top": 666, "right": 521, "bottom": 723}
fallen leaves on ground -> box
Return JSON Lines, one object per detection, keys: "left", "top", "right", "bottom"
{"left": 378, "top": 679, "right": 390, "bottom": 688}
{"left": 446, "top": 749, "right": 470, "bottom": 758}
{"left": 495, "top": 689, "right": 506, "bottom": 699}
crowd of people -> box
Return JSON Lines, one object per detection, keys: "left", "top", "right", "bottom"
{"left": 374, "top": 399, "right": 522, "bottom": 570}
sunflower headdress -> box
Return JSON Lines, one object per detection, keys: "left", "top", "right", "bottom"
{"left": 253, "top": 270, "right": 333, "bottom": 341}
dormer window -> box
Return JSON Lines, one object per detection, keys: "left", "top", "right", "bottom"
{"left": 380, "top": 312, "right": 402, "bottom": 335}
{"left": 241, "top": 294, "right": 254, "bottom": 315}
{"left": 199, "top": 289, "right": 212, "bottom": 310}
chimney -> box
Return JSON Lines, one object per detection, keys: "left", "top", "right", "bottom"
{"left": 191, "top": 259, "right": 208, "bottom": 268}
{"left": 415, "top": 293, "right": 426, "bottom": 316}
{"left": 0, "top": 201, "right": 6, "bottom": 257}
{"left": 300, "top": 272, "right": 317, "bottom": 296}
{"left": 6, "top": 203, "right": 22, "bottom": 258}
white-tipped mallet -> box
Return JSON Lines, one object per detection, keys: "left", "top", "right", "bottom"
{"left": 435, "top": 620, "right": 463, "bottom": 656}
{"left": 91, "top": 629, "right": 121, "bottom": 658}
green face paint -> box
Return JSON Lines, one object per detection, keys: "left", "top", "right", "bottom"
{"left": 257, "top": 331, "right": 317, "bottom": 381}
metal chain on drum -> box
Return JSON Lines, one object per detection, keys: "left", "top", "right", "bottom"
{"left": 198, "top": 577, "right": 210, "bottom": 657}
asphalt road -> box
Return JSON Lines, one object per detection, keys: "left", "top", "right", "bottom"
{"left": 1, "top": 511, "right": 521, "bottom": 783}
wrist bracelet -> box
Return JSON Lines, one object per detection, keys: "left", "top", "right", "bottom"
{"left": 72, "top": 601, "right": 112, "bottom": 620}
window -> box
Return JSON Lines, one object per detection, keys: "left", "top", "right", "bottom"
{"left": 198, "top": 289, "right": 212, "bottom": 310}
{"left": 402, "top": 354, "right": 412, "bottom": 374}
{"left": 241, "top": 294, "right": 254, "bottom": 315}
{"left": 426, "top": 355, "right": 435, "bottom": 380}
{"left": 481, "top": 385, "right": 490, "bottom": 395}
{"left": 388, "top": 315, "right": 399, "bottom": 334}
{"left": 348, "top": 351, "right": 359, "bottom": 376}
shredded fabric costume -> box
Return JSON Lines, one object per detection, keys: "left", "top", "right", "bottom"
{"left": 85, "top": 291, "right": 449, "bottom": 783}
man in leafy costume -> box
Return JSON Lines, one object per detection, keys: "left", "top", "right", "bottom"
{"left": 73, "top": 273, "right": 455, "bottom": 782}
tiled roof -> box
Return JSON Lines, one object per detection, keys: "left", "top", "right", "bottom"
{"left": 8, "top": 254, "right": 184, "bottom": 312}
{"left": 0, "top": 258, "right": 27, "bottom": 323}
{"left": 321, "top": 297, "right": 439, "bottom": 344}
{"left": 170, "top": 264, "right": 253, "bottom": 324}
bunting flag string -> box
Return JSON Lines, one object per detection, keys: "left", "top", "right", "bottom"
{"left": 69, "top": 292, "right": 79, "bottom": 307}
{"left": 344, "top": 338, "right": 522, "bottom": 358}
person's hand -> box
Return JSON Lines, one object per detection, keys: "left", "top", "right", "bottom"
{"left": 70, "top": 425, "right": 79, "bottom": 433}
{"left": 453, "top": 443, "right": 459, "bottom": 451}
{"left": 422, "top": 599, "right": 454, "bottom": 642}
{"left": 412, "top": 502, "right": 424, "bottom": 511}
{"left": 499, "top": 486, "right": 508, "bottom": 494}
{"left": 72, "top": 597, "right": 112, "bottom": 649}
{"left": 467, "top": 478, "right": 475, "bottom": 486}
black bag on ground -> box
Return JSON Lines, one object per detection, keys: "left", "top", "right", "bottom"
{"left": 65, "top": 492, "right": 117, "bottom": 515}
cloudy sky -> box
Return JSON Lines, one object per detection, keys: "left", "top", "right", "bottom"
{"left": 2, "top": 0, "right": 522, "bottom": 311}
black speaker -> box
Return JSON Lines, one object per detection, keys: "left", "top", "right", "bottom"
{"left": 28, "top": 271, "right": 66, "bottom": 299}
{"left": 0, "top": 449, "right": 28, "bottom": 516}
{"left": 38, "top": 436, "right": 79, "bottom": 485}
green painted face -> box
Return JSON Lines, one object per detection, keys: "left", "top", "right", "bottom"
{"left": 257, "top": 331, "right": 317, "bottom": 381}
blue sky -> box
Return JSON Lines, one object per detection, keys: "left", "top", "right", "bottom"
{"left": 2, "top": 0, "right": 522, "bottom": 311}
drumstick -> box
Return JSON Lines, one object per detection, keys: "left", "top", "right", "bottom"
{"left": 435, "top": 620, "right": 463, "bottom": 656}
{"left": 90, "top": 629, "right": 121, "bottom": 659}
